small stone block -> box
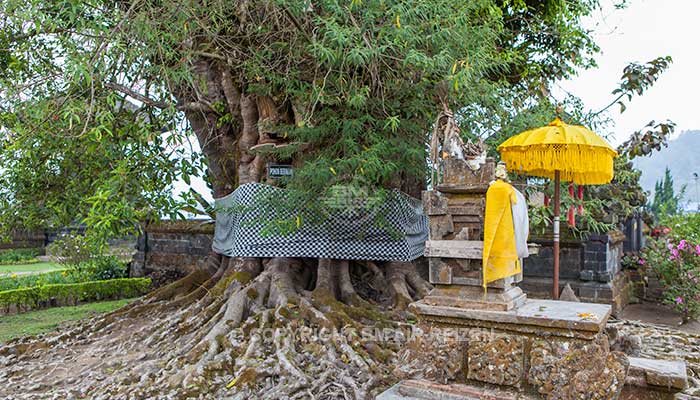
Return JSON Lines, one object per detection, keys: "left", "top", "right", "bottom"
{"left": 580, "top": 270, "right": 595, "bottom": 281}
{"left": 442, "top": 158, "right": 495, "bottom": 187}
{"left": 424, "top": 240, "right": 482, "bottom": 259}
{"left": 423, "top": 190, "right": 449, "bottom": 215}
{"left": 627, "top": 357, "right": 688, "bottom": 390}
{"left": 429, "top": 259, "right": 452, "bottom": 284}
{"left": 423, "top": 285, "right": 526, "bottom": 311}
{"left": 429, "top": 215, "right": 455, "bottom": 239}
{"left": 447, "top": 205, "right": 483, "bottom": 216}
{"left": 596, "top": 271, "right": 613, "bottom": 282}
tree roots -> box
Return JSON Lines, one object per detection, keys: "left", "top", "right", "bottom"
{"left": 0, "top": 254, "right": 432, "bottom": 399}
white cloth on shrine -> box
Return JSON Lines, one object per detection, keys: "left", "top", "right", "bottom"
{"left": 511, "top": 188, "right": 529, "bottom": 259}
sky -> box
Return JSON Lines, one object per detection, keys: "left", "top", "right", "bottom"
{"left": 558, "top": 0, "right": 700, "bottom": 146}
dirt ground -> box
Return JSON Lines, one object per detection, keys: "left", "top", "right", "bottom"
{"left": 618, "top": 301, "right": 700, "bottom": 334}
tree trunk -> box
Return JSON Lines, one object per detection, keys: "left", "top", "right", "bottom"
{"left": 0, "top": 55, "right": 434, "bottom": 400}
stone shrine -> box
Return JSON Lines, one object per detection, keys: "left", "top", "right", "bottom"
{"left": 379, "top": 158, "right": 688, "bottom": 399}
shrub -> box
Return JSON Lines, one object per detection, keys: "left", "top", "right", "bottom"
{"left": 46, "top": 233, "right": 99, "bottom": 272}
{"left": 90, "top": 256, "right": 128, "bottom": 281}
{"left": 0, "top": 248, "right": 41, "bottom": 265}
{"left": 642, "top": 235, "right": 700, "bottom": 322}
{"left": 658, "top": 213, "right": 700, "bottom": 242}
{"left": 0, "top": 270, "right": 74, "bottom": 292}
{"left": 0, "top": 278, "right": 151, "bottom": 312}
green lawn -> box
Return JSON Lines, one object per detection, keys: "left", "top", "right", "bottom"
{"left": 0, "top": 298, "right": 134, "bottom": 343}
{"left": 0, "top": 262, "right": 62, "bottom": 274}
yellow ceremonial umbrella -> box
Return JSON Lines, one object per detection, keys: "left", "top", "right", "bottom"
{"left": 497, "top": 118, "right": 617, "bottom": 299}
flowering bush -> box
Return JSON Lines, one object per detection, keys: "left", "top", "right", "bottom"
{"left": 642, "top": 234, "right": 700, "bottom": 322}
{"left": 46, "top": 234, "right": 127, "bottom": 281}
{"left": 46, "top": 233, "right": 99, "bottom": 272}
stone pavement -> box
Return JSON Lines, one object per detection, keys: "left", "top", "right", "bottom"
{"left": 609, "top": 319, "right": 700, "bottom": 397}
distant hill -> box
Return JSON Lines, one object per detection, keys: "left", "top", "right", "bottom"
{"left": 633, "top": 130, "right": 700, "bottom": 204}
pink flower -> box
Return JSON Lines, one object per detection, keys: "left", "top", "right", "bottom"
{"left": 679, "top": 240, "right": 688, "bottom": 250}
{"left": 668, "top": 243, "right": 675, "bottom": 250}
{"left": 663, "top": 227, "right": 672, "bottom": 234}
{"left": 688, "top": 272, "right": 693, "bottom": 279}
{"left": 671, "top": 249, "right": 679, "bottom": 259}
{"left": 696, "top": 244, "right": 700, "bottom": 255}
{"left": 695, "top": 278, "right": 699, "bottom": 284}
{"left": 676, "top": 296, "right": 684, "bottom": 304}
{"left": 638, "top": 258, "right": 646, "bottom": 266}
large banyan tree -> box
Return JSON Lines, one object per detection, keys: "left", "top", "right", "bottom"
{"left": 0, "top": 0, "right": 602, "bottom": 398}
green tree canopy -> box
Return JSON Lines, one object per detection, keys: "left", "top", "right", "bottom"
{"left": 0, "top": 0, "right": 606, "bottom": 241}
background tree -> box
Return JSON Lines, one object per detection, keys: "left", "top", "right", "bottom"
{"left": 0, "top": 0, "right": 617, "bottom": 398}
{"left": 651, "top": 167, "right": 686, "bottom": 216}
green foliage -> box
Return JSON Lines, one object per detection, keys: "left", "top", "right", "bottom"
{"left": 0, "top": 278, "right": 151, "bottom": 312}
{"left": 602, "top": 56, "right": 673, "bottom": 115}
{"left": 525, "top": 183, "right": 615, "bottom": 239}
{"left": 584, "top": 156, "right": 649, "bottom": 226}
{"left": 584, "top": 118, "right": 676, "bottom": 227}
{"left": 658, "top": 213, "right": 700, "bottom": 243}
{"left": 90, "top": 256, "right": 128, "bottom": 281}
{"left": 0, "top": 0, "right": 605, "bottom": 240}
{"left": 640, "top": 215, "right": 700, "bottom": 322}
{"left": 46, "top": 234, "right": 100, "bottom": 272}
{"left": 651, "top": 167, "right": 685, "bottom": 216}
{"left": 0, "top": 248, "right": 41, "bottom": 265}
{"left": 0, "top": 257, "right": 127, "bottom": 292}
{"left": 618, "top": 120, "right": 676, "bottom": 159}
{"left": 0, "top": 270, "right": 74, "bottom": 292}
{"left": 46, "top": 234, "right": 128, "bottom": 282}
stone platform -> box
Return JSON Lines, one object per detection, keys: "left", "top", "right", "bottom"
{"left": 392, "top": 298, "right": 633, "bottom": 397}
{"left": 411, "top": 298, "right": 611, "bottom": 339}
{"left": 383, "top": 358, "right": 688, "bottom": 400}
{"left": 386, "top": 298, "right": 688, "bottom": 399}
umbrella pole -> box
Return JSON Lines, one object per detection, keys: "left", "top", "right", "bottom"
{"left": 553, "top": 170, "right": 560, "bottom": 300}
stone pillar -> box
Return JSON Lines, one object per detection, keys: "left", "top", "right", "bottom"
{"left": 421, "top": 158, "right": 527, "bottom": 311}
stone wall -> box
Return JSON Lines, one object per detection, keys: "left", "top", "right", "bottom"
{"left": 1, "top": 226, "right": 92, "bottom": 254}
{"left": 0, "top": 230, "right": 46, "bottom": 252}
{"left": 130, "top": 220, "right": 214, "bottom": 283}
{"left": 521, "top": 230, "right": 630, "bottom": 314}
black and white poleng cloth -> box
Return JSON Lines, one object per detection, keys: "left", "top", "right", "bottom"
{"left": 212, "top": 183, "right": 428, "bottom": 262}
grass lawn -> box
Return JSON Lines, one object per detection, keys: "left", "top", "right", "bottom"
{"left": 0, "top": 262, "right": 62, "bottom": 274}
{"left": 0, "top": 298, "right": 134, "bottom": 343}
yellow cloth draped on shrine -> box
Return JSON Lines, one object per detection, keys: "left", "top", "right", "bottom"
{"left": 482, "top": 180, "right": 520, "bottom": 288}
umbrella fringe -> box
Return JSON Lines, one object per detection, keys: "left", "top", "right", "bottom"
{"left": 500, "top": 145, "right": 615, "bottom": 185}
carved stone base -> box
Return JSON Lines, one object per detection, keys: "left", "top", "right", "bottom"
{"left": 392, "top": 300, "right": 631, "bottom": 398}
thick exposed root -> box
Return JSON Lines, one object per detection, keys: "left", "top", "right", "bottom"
{"left": 0, "top": 255, "right": 431, "bottom": 399}
{"left": 385, "top": 261, "right": 433, "bottom": 310}
{"left": 314, "top": 258, "right": 368, "bottom": 306}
